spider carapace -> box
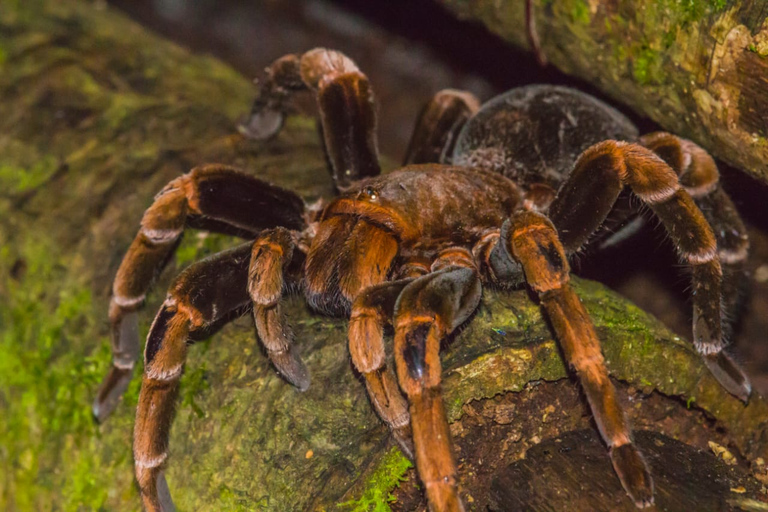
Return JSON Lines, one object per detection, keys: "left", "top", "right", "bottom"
{"left": 93, "top": 48, "right": 751, "bottom": 511}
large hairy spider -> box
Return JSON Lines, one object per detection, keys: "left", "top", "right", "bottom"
{"left": 93, "top": 48, "right": 751, "bottom": 511}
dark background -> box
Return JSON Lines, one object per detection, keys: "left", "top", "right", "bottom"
{"left": 107, "top": 0, "right": 768, "bottom": 393}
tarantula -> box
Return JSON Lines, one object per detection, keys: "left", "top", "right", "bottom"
{"left": 93, "top": 48, "right": 751, "bottom": 511}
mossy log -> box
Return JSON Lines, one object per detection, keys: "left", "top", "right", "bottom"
{"left": 438, "top": 0, "right": 768, "bottom": 184}
{"left": 0, "top": 2, "right": 767, "bottom": 511}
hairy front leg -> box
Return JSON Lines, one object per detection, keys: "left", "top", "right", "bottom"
{"left": 507, "top": 211, "right": 653, "bottom": 508}
{"left": 134, "top": 244, "right": 253, "bottom": 511}
{"left": 394, "top": 248, "right": 482, "bottom": 512}
{"left": 94, "top": 165, "right": 306, "bottom": 422}
{"left": 241, "top": 48, "right": 381, "bottom": 190}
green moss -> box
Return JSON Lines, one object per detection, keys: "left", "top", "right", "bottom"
{"left": 102, "top": 93, "right": 158, "bottom": 130}
{"left": 338, "top": 448, "right": 413, "bottom": 512}
{"left": 0, "top": 237, "right": 116, "bottom": 511}
{"left": 748, "top": 43, "right": 768, "bottom": 58}
{"left": 0, "top": 158, "right": 59, "bottom": 194}
{"left": 180, "top": 361, "right": 211, "bottom": 419}
{"left": 667, "top": 0, "right": 726, "bottom": 24}
{"left": 217, "top": 483, "right": 268, "bottom": 511}
{"left": 569, "top": 0, "right": 591, "bottom": 25}
{"left": 632, "top": 45, "right": 664, "bottom": 85}
{"left": 175, "top": 231, "right": 241, "bottom": 267}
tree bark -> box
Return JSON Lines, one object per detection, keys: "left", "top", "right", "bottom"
{"left": 438, "top": 0, "right": 768, "bottom": 184}
{"left": 0, "top": 2, "right": 766, "bottom": 511}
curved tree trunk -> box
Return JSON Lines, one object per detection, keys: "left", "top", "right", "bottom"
{"left": 0, "top": 2, "right": 766, "bottom": 511}
{"left": 439, "top": 0, "right": 768, "bottom": 184}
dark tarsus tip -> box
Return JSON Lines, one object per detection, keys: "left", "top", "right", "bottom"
{"left": 238, "top": 106, "right": 285, "bottom": 141}
{"left": 610, "top": 443, "right": 654, "bottom": 508}
{"left": 392, "top": 426, "right": 415, "bottom": 462}
{"left": 156, "top": 471, "right": 177, "bottom": 512}
{"left": 92, "top": 366, "right": 133, "bottom": 423}
{"left": 146, "top": 306, "right": 176, "bottom": 365}
{"left": 403, "top": 323, "right": 431, "bottom": 381}
{"left": 489, "top": 220, "right": 525, "bottom": 286}
{"left": 95, "top": 308, "right": 140, "bottom": 422}
{"left": 271, "top": 348, "right": 311, "bottom": 392}
{"left": 540, "top": 241, "right": 564, "bottom": 273}
{"left": 703, "top": 351, "right": 752, "bottom": 403}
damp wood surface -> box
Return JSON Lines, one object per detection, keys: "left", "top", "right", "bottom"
{"left": 438, "top": 0, "right": 768, "bottom": 185}
{"left": 489, "top": 429, "right": 763, "bottom": 512}
{"left": 0, "top": 1, "right": 767, "bottom": 511}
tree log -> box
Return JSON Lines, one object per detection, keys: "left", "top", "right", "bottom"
{"left": 0, "top": 2, "right": 766, "bottom": 511}
{"left": 438, "top": 0, "right": 768, "bottom": 183}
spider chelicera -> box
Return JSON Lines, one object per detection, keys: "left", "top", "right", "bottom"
{"left": 93, "top": 48, "right": 751, "bottom": 511}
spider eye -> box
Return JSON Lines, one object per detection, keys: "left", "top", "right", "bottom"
{"left": 361, "top": 186, "right": 378, "bottom": 200}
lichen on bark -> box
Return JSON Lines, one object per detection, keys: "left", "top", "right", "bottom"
{"left": 0, "top": 1, "right": 766, "bottom": 511}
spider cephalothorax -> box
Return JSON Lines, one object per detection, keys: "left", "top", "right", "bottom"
{"left": 94, "top": 48, "right": 751, "bottom": 511}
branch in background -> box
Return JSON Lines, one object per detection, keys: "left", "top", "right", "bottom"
{"left": 439, "top": 0, "right": 768, "bottom": 183}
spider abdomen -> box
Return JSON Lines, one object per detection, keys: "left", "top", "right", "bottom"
{"left": 451, "top": 85, "right": 639, "bottom": 190}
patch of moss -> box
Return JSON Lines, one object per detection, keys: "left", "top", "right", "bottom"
{"left": 101, "top": 92, "right": 160, "bottom": 131}
{"left": 180, "top": 360, "right": 211, "bottom": 419}
{"left": 0, "top": 237, "right": 115, "bottom": 510}
{"left": 175, "top": 231, "right": 241, "bottom": 268}
{"left": 569, "top": 0, "right": 591, "bottom": 25}
{"left": 338, "top": 448, "right": 413, "bottom": 512}
{"left": 633, "top": 45, "right": 664, "bottom": 85}
{"left": 665, "top": 0, "right": 726, "bottom": 25}
{"left": 0, "top": 158, "right": 59, "bottom": 194}
{"left": 748, "top": 43, "right": 768, "bottom": 58}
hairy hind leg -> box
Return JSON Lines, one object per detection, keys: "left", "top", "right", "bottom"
{"left": 640, "top": 133, "right": 751, "bottom": 397}
{"left": 547, "top": 140, "right": 750, "bottom": 401}
{"left": 640, "top": 133, "right": 750, "bottom": 323}
{"left": 403, "top": 89, "right": 480, "bottom": 165}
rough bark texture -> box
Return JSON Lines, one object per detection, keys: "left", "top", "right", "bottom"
{"left": 438, "top": 0, "right": 768, "bottom": 183}
{"left": 0, "top": 2, "right": 767, "bottom": 511}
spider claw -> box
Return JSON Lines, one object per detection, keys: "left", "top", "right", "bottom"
{"left": 238, "top": 107, "right": 284, "bottom": 141}
{"left": 155, "top": 471, "right": 176, "bottom": 512}
{"left": 703, "top": 351, "right": 751, "bottom": 403}
{"left": 92, "top": 366, "right": 133, "bottom": 423}
{"left": 94, "top": 307, "right": 140, "bottom": 422}
{"left": 271, "top": 349, "right": 311, "bottom": 392}
{"left": 391, "top": 424, "right": 415, "bottom": 461}
{"left": 138, "top": 467, "right": 177, "bottom": 512}
{"left": 610, "top": 443, "right": 654, "bottom": 509}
